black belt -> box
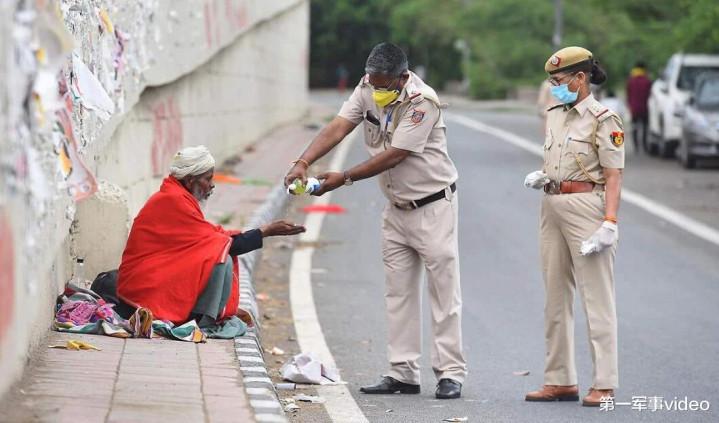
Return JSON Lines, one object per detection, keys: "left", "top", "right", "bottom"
{"left": 393, "top": 183, "right": 456, "bottom": 210}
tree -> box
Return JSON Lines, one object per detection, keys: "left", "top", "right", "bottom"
{"left": 309, "top": 0, "right": 719, "bottom": 98}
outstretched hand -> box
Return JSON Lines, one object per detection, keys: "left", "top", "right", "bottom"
{"left": 259, "top": 220, "right": 306, "bottom": 237}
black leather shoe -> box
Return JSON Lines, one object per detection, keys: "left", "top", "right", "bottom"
{"left": 436, "top": 378, "right": 462, "bottom": 399}
{"left": 359, "top": 376, "right": 420, "bottom": 394}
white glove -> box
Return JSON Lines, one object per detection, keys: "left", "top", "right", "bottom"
{"left": 580, "top": 221, "right": 618, "bottom": 256}
{"left": 524, "top": 170, "right": 549, "bottom": 189}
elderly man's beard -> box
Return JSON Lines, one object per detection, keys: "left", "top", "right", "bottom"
{"left": 191, "top": 186, "right": 212, "bottom": 207}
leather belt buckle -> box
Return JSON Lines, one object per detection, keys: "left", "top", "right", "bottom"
{"left": 544, "top": 180, "right": 560, "bottom": 195}
{"left": 393, "top": 201, "right": 416, "bottom": 211}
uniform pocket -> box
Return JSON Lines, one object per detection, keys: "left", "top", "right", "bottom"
{"left": 543, "top": 132, "right": 554, "bottom": 150}
{"left": 566, "top": 138, "right": 591, "bottom": 155}
{"left": 364, "top": 118, "right": 381, "bottom": 147}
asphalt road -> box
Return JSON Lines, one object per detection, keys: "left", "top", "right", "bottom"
{"left": 305, "top": 92, "right": 719, "bottom": 422}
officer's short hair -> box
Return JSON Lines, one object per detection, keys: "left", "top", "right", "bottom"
{"left": 365, "top": 43, "right": 408, "bottom": 77}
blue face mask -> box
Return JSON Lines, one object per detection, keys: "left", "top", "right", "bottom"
{"left": 550, "top": 77, "right": 579, "bottom": 104}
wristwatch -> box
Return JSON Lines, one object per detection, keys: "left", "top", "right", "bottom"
{"left": 343, "top": 171, "right": 353, "bottom": 186}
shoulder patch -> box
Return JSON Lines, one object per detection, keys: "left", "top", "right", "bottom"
{"left": 410, "top": 109, "right": 425, "bottom": 124}
{"left": 610, "top": 131, "right": 624, "bottom": 147}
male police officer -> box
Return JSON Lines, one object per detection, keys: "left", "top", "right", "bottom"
{"left": 284, "top": 42, "right": 466, "bottom": 399}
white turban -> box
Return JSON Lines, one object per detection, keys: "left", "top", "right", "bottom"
{"left": 169, "top": 145, "right": 215, "bottom": 179}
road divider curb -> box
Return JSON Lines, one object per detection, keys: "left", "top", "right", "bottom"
{"left": 235, "top": 183, "right": 291, "bottom": 423}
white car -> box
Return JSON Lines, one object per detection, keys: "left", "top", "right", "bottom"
{"left": 647, "top": 54, "right": 719, "bottom": 157}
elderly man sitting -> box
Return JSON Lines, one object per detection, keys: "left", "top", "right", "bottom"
{"left": 117, "top": 145, "right": 304, "bottom": 327}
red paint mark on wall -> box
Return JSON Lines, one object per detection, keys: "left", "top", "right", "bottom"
{"left": 214, "top": 0, "right": 221, "bottom": 46}
{"left": 204, "top": 0, "right": 214, "bottom": 48}
{"left": 225, "top": 0, "right": 248, "bottom": 30}
{"left": 0, "top": 210, "right": 14, "bottom": 343}
{"left": 151, "top": 97, "right": 184, "bottom": 176}
{"left": 204, "top": 0, "right": 225, "bottom": 48}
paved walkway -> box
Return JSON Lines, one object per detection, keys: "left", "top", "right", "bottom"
{"left": 0, "top": 332, "right": 251, "bottom": 422}
{"left": 0, "top": 103, "right": 331, "bottom": 423}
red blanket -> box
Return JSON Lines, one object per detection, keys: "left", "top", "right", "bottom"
{"left": 118, "top": 176, "right": 239, "bottom": 324}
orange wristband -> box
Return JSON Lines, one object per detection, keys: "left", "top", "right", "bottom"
{"left": 291, "top": 159, "right": 310, "bottom": 168}
{"left": 604, "top": 216, "right": 618, "bottom": 224}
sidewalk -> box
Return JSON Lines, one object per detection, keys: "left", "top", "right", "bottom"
{"left": 0, "top": 103, "right": 332, "bottom": 423}
{"left": 0, "top": 332, "right": 251, "bottom": 422}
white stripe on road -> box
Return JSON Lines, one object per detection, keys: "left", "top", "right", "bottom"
{"left": 446, "top": 113, "right": 719, "bottom": 247}
{"left": 290, "top": 129, "right": 369, "bottom": 423}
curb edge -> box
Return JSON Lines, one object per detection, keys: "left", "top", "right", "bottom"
{"left": 235, "top": 183, "right": 290, "bottom": 422}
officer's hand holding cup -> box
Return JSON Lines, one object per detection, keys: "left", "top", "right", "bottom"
{"left": 285, "top": 159, "right": 309, "bottom": 188}
{"left": 579, "top": 221, "right": 618, "bottom": 256}
{"left": 311, "top": 171, "right": 344, "bottom": 196}
{"left": 524, "top": 170, "right": 549, "bottom": 189}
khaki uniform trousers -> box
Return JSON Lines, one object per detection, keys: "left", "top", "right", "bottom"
{"left": 540, "top": 190, "right": 618, "bottom": 390}
{"left": 381, "top": 192, "right": 467, "bottom": 385}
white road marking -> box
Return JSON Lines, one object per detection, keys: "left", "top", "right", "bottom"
{"left": 290, "top": 129, "right": 369, "bottom": 423}
{"left": 446, "top": 113, "right": 719, "bottom": 247}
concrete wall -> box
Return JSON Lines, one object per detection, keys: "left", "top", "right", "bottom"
{"left": 0, "top": 0, "right": 308, "bottom": 398}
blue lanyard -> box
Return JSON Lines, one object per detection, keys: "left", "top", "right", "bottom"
{"left": 384, "top": 106, "right": 394, "bottom": 132}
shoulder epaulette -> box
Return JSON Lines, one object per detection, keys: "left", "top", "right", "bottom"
{"left": 547, "top": 104, "right": 564, "bottom": 112}
{"left": 409, "top": 92, "right": 423, "bottom": 104}
{"left": 588, "top": 100, "right": 613, "bottom": 122}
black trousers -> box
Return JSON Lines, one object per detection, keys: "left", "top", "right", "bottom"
{"left": 632, "top": 114, "right": 648, "bottom": 153}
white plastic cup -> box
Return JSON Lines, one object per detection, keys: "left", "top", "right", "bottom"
{"left": 287, "top": 177, "right": 321, "bottom": 195}
{"left": 305, "top": 177, "right": 321, "bottom": 194}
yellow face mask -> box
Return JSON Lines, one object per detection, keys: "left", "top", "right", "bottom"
{"left": 372, "top": 89, "right": 400, "bottom": 108}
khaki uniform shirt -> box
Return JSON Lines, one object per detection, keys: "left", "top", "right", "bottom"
{"left": 543, "top": 94, "right": 624, "bottom": 184}
{"left": 338, "top": 71, "right": 458, "bottom": 203}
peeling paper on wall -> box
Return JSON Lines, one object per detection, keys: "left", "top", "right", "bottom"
{"left": 97, "top": 8, "right": 114, "bottom": 35}
{"left": 31, "top": 0, "right": 74, "bottom": 127}
{"left": 55, "top": 98, "right": 98, "bottom": 202}
{"left": 71, "top": 53, "right": 115, "bottom": 120}
{"left": 36, "top": 2, "right": 75, "bottom": 70}
{"left": 33, "top": 70, "right": 62, "bottom": 127}
{"left": 24, "top": 146, "right": 51, "bottom": 213}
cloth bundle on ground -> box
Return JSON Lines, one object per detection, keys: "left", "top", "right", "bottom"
{"left": 54, "top": 283, "right": 246, "bottom": 342}
{"left": 117, "top": 176, "right": 242, "bottom": 324}
{"left": 280, "top": 352, "right": 341, "bottom": 385}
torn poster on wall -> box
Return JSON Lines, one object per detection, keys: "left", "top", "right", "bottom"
{"left": 70, "top": 53, "right": 115, "bottom": 120}
{"left": 55, "top": 92, "right": 98, "bottom": 202}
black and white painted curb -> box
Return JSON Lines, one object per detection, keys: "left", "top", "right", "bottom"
{"left": 235, "top": 184, "right": 290, "bottom": 423}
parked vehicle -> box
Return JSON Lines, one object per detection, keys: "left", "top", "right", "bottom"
{"left": 676, "top": 72, "right": 719, "bottom": 168}
{"left": 647, "top": 54, "right": 719, "bottom": 157}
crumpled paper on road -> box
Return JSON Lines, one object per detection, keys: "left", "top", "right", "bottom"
{"left": 280, "top": 352, "right": 341, "bottom": 385}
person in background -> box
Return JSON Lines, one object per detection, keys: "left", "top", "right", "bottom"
{"left": 336, "top": 63, "right": 349, "bottom": 93}
{"left": 601, "top": 89, "right": 628, "bottom": 125}
{"left": 626, "top": 61, "right": 652, "bottom": 153}
{"left": 537, "top": 78, "right": 556, "bottom": 131}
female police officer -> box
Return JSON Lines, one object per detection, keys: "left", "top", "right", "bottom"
{"left": 523, "top": 46, "right": 624, "bottom": 407}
